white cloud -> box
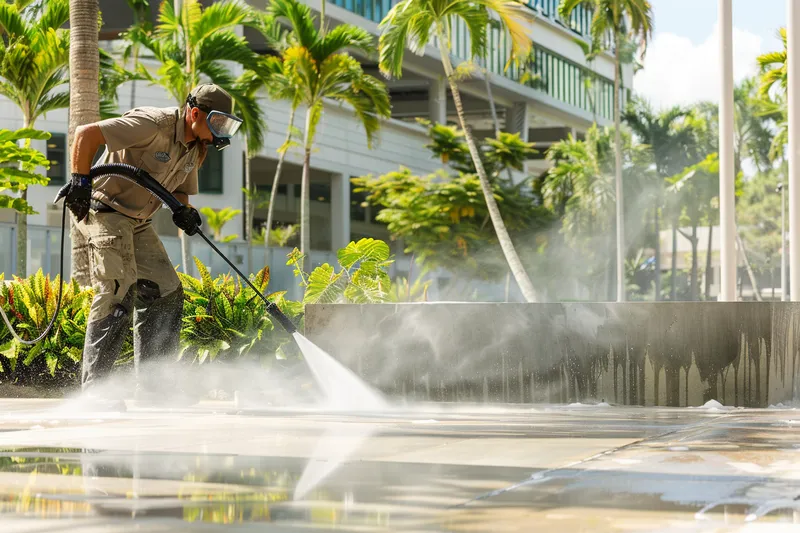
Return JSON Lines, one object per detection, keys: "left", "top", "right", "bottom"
{"left": 633, "top": 22, "right": 764, "bottom": 110}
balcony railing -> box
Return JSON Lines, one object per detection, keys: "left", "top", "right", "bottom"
{"left": 326, "top": 0, "right": 623, "bottom": 121}
{"left": 326, "top": 0, "right": 594, "bottom": 40}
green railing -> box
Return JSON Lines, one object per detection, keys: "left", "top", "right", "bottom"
{"left": 327, "top": 0, "right": 593, "bottom": 40}
{"left": 327, "top": 0, "right": 394, "bottom": 23}
{"left": 327, "top": 0, "right": 622, "bottom": 120}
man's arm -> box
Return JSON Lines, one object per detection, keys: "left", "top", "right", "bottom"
{"left": 71, "top": 125, "right": 106, "bottom": 175}
{"left": 174, "top": 192, "right": 190, "bottom": 206}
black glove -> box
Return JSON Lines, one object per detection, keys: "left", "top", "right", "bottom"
{"left": 172, "top": 205, "right": 202, "bottom": 236}
{"left": 64, "top": 173, "right": 92, "bottom": 222}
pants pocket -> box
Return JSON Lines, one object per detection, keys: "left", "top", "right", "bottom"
{"left": 89, "top": 235, "right": 126, "bottom": 282}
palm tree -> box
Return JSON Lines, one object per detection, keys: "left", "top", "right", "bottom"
{"left": 757, "top": 27, "right": 787, "bottom": 99}
{"left": 198, "top": 206, "right": 241, "bottom": 242}
{"left": 560, "top": 0, "right": 653, "bottom": 302}
{"left": 122, "top": 0, "right": 151, "bottom": 110}
{"left": 267, "top": 0, "right": 391, "bottom": 261}
{"left": 249, "top": 12, "right": 297, "bottom": 254}
{"left": 0, "top": 0, "right": 69, "bottom": 277}
{"left": 543, "top": 126, "right": 616, "bottom": 299}
{"left": 379, "top": 0, "right": 539, "bottom": 302}
{"left": 624, "top": 98, "right": 690, "bottom": 300}
{"left": 124, "top": 0, "right": 266, "bottom": 275}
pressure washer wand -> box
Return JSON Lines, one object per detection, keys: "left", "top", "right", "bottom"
{"left": 193, "top": 229, "right": 297, "bottom": 334}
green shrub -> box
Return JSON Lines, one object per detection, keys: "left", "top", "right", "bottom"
{"left": 178, "top": 258, "right": 303, "bottom": 363}
{"left": 0, "top": 270, "right": 93, "bottom": 386}
{"left": 0, "top": 240, "right": 395, "bottom": 388}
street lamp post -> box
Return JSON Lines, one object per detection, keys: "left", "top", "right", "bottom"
{"left": 779, "top": 182, "right": 786, "bottom": 301}
{"left": 789, "top": 0, "right": 800, "bottom": 300}
{"left": 719, "top": 0, "right": 736, "bottom": 301}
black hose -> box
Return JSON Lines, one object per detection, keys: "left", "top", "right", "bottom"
{"left": 0, "top": 164, "right": 297, "bottom": 346}
{"left": 88, "top": 163, "right": 298, "bottom": 334}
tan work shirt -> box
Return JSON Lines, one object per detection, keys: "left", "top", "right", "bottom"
{"left": 92, "top": 106, "right": 203, "bottom": 220}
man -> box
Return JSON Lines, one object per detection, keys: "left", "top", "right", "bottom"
{"left": 62, "top": 84, "right": 243, "bottom": 409}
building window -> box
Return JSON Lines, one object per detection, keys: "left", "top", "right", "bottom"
{"left": 310, "top": 183, "right": 330, "bottom": 204}
{"left": 46, "top": 133, "right": 67, "bottom": 186}
{"left": 199, "top": 148, "right": 223, "bottom": 193}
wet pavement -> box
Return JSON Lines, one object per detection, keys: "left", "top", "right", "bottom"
{"left": 0, "top": 400, "right": 798, "bottom": 531}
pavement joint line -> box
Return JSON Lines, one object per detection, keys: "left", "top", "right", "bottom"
{"left": 449, "top": 410, "right": 740, "bottom": 509}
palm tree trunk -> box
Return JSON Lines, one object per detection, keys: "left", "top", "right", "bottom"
{"left": 67, "top": 0, "right": 100, "bottom": 283}
{"left": 671, "top": 218, "right": 678, "bottom": 300}
{"left": 244, "top": 139, "right": 253, "bottom": 271}
{"left": 320, "top": 0, "right": 326, "bottom": 37}
{"left": 613, "top": 35, "right": 625, "bottom": 302}
{"left": 300, "top": 108, "right": 313, "bottom": 263}
{"left": 435, "top": 27, "right": 537, "bottom": 303}
{"left": 705, "top": 223, "right": 713, "bottom": 300}
{"left": 265, "top": 107, "right": 296, "bottom": 251}
{"left": 654, "top": 204, "right": 661, "bottom": 300}
{"left": 736, "top": 228, "right": 762, "bottom": 301}
{"left": 690, "top": 223, "right": 699, "bottom": 301}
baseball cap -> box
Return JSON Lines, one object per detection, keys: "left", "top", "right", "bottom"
{"left": 188, "top": 84, "right": 234, "bottom": 115}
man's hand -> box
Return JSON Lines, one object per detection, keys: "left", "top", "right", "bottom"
{"left": 173, "top": 205, "right": 202, "bottom": 236}
{"left": 65, "top": 173, "right": 92, "bottom": 222}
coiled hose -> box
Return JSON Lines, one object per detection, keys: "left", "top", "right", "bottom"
{"left": 0, "top": 163, "right": 296, "bottom": 346}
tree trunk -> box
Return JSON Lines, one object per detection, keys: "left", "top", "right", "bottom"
{"left": 690, "top": 223, "right": 698, "bottom": 301}
{"left": 66, "top": 0, "right": 100, "bottom": 281}
{"left": 613, "top": 34, "right": 625, "bottom": 302}
{"left": 176, "top": 0, "right": 192, "bottom": 275}
{"left": 436, "top": 27, "right": 538, "bottom": 303}
{"left": 482, "top": 65, "right": 514, "bottom": 184}
{"left": 244, "top": 139, "right": 253, "bottom": 272}
{"left": 265, "top": 107, "right": 296, "bottom": 250}
{"left": 705, "top": 223, "right": 713, "bottom": 300}
{"left": 671, "top": 219, "right": 678, "bottom": 300}
{"left": 320, "top": 0, "right": 326, "bottom": 37}
{"left": 736, "top": 228, "right": 762, "bottom": 302}
{"left": 654, "top": 204, "right": 661, "bottom": 300}
{"left": 300, "top": 108, "right": 313, "bottom": 264}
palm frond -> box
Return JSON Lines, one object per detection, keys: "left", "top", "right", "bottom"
{"left": 0, "top": 2, "right": 27, "bottom": 37}
{"left": 268, "top": 0, "right": 318, "bottom": 49}
{"left": 313, "top": 24, "right": 374, "bottom": 62}
{"left": 38, "top": 0, "right": 69, "bottom": 31}
{"left": 193, "top": 0, "right": 253, "bottom": 44}
{"left": 33, "top": 90, "right": 69, "bottom": 121}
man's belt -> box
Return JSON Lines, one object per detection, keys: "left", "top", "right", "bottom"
{"left": 90, "top": 199, "right": 115, "bottom": 213}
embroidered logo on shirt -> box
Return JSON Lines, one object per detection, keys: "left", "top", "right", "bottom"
{"left": 154, "top": 151, "right": 171, "bottom": 162}
{"left": 183, "top": 162, "right": 195, "bottom": 173}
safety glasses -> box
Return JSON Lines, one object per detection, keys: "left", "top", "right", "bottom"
{"left": 206, "top": 110, "right": 243, "bottom": 139}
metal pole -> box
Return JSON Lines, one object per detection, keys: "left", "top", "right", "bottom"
{"left": 780, "top": 182, "right": 786, "bottom": 301}
{"left": 718, "top": 0, "right": 737, "bottom": 301}
{"left": 789, "top": 0, "right": 800, "bottom": 300}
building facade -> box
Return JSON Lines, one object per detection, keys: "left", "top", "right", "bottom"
{"left": 0, "top": 0, "right": 633, "bottom": 300}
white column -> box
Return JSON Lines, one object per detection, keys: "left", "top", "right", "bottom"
{"left": 429, "top": 77, "right": 447, "bottom": 124}
{"left": 719, "top": 0, "right": 737, "bottom": 301}
{"left": 789, "top": 0, "right": 800, "bottom": 300}
{"left": 330, "top": 173, "right": 350, "bottom": 250}
{"left": 507, "top": 102, "right": 529, "bottom": 142}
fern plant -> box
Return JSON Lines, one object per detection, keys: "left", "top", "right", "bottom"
{"left": 178, "top": 258, "right": 303, "bottom": 363}
{"left": 288, "top": 238, "right": 395, "bottom": 304}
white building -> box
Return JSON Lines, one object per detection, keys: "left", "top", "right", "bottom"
{"left": 0, "top": 0, "right": 632, "bottom": 301}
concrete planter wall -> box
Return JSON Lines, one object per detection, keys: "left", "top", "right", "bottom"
{"left": 303, "top": 303, "right": 800, "bottom": 408}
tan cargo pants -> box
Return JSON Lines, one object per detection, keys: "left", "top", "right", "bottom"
{"left": 71, "top": 210, "right": 183, "bottom": 391}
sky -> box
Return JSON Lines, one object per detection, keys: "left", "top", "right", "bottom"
{"left": 633, "top": 0, "right": 786, "bottom": 110}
